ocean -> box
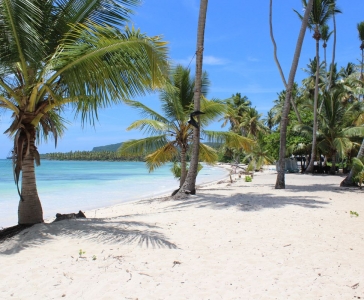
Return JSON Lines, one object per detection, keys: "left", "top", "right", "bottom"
{"left": 0, "top": 160, "right": 228, "bottom": 228}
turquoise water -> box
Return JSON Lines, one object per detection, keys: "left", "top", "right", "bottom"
{"left": 0, "top": 160, "right": 228, "bottom": 227}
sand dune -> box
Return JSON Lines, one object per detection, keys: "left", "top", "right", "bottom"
{"left": 1, "top": 170, "right": 364, "bottom": 299}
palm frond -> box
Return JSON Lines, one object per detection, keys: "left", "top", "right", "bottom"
{"left": 124, "top": 99, "right": 169, "bottom": 123}
{"left": 199, "top": 143, "right": 218, "bottom": 164}
{"left": 145, "top": 142, "right": 178, "bottom": 172}
{"left": 126, "top": 119, "right": 168, "bottom": 135}
{"left": 41, "top": 24, "right": 168, "bottom": 124}
{"left": 118, "top": 135, "right": 168, "bottom": 157}
{"left": 203, "top": 130, "right": 254, "bottom": 153}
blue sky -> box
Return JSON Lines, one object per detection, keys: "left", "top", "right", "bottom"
{"left": 0, "top": 0, "right": 363, "bottom": 158}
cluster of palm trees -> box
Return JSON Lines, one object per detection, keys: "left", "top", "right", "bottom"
{"left": 271, "top": 0, "right": 364, "bottom": 188}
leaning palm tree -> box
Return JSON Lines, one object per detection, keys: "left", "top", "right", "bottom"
{"left": 273, "top": 0, "right": 314, "bottom": 189}
{"left": 118, "top": 66, "right": 252, "bottom": 189}
{"left": 294, "top": 0, "right": 337, "bottom": 174}
{"left": 0, "top": 0, "right": 168, "bottom": 225}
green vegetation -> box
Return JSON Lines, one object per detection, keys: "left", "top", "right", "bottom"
{"left": 41, "top": 151, "right": 143, "bottom": 162}
{"left": 245, "top": 175, "right": 252, "bottom": 182}
{"left": 350, "top": 211, "right": 359, "bottom": 217}
{"left": 118, "top": 65, "right": 252, "bottom": 187}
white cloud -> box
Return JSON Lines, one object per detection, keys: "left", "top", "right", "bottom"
{"left": 173, "top": 55, "right": 228, "bottom": 67}
{"left": 204, "top": 55, "right": 228, "bottom": 65}
{"left": 247, "top": 56, "right": 260, "bottom": 62}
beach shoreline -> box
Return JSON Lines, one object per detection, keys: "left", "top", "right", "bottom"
{"left": 1, "top": 168, "right": 364, "bottom": 299}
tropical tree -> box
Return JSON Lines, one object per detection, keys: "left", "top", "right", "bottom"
{"left": 176, "top": 0, "right": 208, "bottom": 197}
{"left": 118, "top": 66, "right": 251, "bottom": 189}
{"left": 320, "top": 24, "right": 333, "bottom": 83}
{"left": 294, "top": 89, "right": 364, "bottom": 174}
{"left": 272, "top": 0, "right": 314, "bottom": 189}
{"left": 352, "top": 157, "right": 364, "bottom": 188}
{"left": 294, "top": 0, "right": 338, "bottom": 174}
{"left": 221, "top": 93, "right": 251, "bottom": 135}
{"left": 0, "top": 0, "right": 168, "bottom": 225}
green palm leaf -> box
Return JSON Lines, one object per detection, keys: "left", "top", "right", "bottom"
{"left": 203, "top": 130, "right": 254, "bottom": 152}
{"left": 118, "top": 135, "right": 169, "bottom": 157}
{"left": 199, "top": 143, "right": 218, "bottom": 164}
{"left": 145, "top": 143, "right": 178, "bottom": 172}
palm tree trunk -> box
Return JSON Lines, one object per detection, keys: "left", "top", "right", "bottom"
{"left": 361, "top": 48, "right": 364, "bottom": 80}
{"left": 18, "top": 127, "right": 44, "bottom": 225}
{"left": 275, "top": 0, "right": 313, "bottom": 189}
{"left": 175, "top": 0, "right": 208, "bottom": 197}
{"left": 180, "top": 146, "right": 188, "bottom": 187}
{"left": 327, "top": 13, "right": 337, "bottom": 89}
{"left": 341, "top": 138, "right": 364, "bottom": 186}
{"left": 305, "top": 34, "right": 320, "bottom": 174}
{"left": 269, "top": 0, "right": 302, "bottom": 124}
{"left": 330, "top": 152, "right": 336, "bottom": 175}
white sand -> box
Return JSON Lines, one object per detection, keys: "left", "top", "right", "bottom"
{"left": 1, "top": 169, "right": 364, "bottom": 299}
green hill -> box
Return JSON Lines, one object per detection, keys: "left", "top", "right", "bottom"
{"left": 92, "top": 142, "right": 122, "bottom": 152}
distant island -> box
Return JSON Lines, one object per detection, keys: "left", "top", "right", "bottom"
{"left": 39, "top": 142, "right": 222, "bottom": 161}
{"left": 40, "top": 142, "right": 143, "bottom": 161}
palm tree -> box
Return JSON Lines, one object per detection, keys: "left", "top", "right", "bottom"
{"left": 269, "top": 0, "right": 302, "bottom": 124}
{"left": 0, "top": 0, "right": 168, "bottom": 225}
{"left": 327, "top": 1, "right": 341, "bottom": 91}
{"left": 119, "top": 66, "right": 252, "bottom": 189}
{"left": 176, "top": 0, "right": 209, "bottom": 196}
{"left": 221, "top": 93, "right": 251, "bottom": 135}
{"left": 320, "top": 24, "right": 333, "bottom": 83}
{"left": 357, "top": 22, "right": 364, "bottom": 80}
{"left": 294, "top": 90, "right": 364, "bottom": 174}
{"left": 274, "top": 0, "right": 314, "bottom": 189}
{"left": 294, "top": 0, "right": 336, "bottom": 174}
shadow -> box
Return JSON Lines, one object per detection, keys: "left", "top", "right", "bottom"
{"left": 166, "top": 191, "right": 328, "bottom": 212}
{"left": 0, "top": 217, "right": 177, "bottom": 255}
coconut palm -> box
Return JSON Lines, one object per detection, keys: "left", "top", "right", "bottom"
{"left": 294, "top": 0, "right": 338, "bottom": 174}
{"left": 221, "top": 93, "right": 251, "bottom": 134}
{"left": 176, "top": 0, "right": 208, "bottom": 196}
{"left": 273, "top": 0, "right": 313, "bottom": 189}
{"left": 320, "top": 24, "right": 333, "bottom": 83}
{"left": 352, "top": 157, "right": 364, "bottom": 188}
{"left": 0, "top": 0, "right": 168, "bottom": 225}
{"left": 294, "top": 89, "right": 364, "bottom": 174}
{"left": 118, "top": 66, "right": 252, "bottom": 189}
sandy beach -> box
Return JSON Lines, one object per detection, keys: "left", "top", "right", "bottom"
{"left": 1, "top": 168, "right": 364, "bottom": 299}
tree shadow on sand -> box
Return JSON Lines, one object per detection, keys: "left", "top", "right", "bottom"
{"left": 0, "top": 217, "right": 177, "bottom": 255}
{"left": 167, "top": 191, "right": 329, "bottom": 212}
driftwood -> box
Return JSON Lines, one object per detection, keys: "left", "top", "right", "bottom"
{"left": 54, "top": 210, "right": 86, "bottom": 222}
